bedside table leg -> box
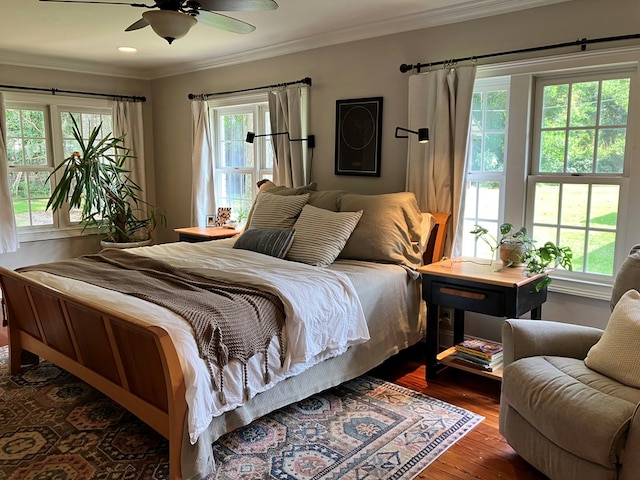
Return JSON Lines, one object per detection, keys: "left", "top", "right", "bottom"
{"left": 453, "top": 309, "right": 465, "bottom": 345}
{"left": 426, "top": 301, "right": 439, "bottom": 379}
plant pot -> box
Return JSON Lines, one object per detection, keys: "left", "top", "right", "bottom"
{"left": 100, "top": 238, "right": 153, "bottom": 249}
{"left": 500, "top": 243, "right": 526, "bottom": 266}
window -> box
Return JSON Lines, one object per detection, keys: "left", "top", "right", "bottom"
{"left": 210, "top": 94, "right": 271, "bottom": 225}
{"left": 461, "top": 78, "right": 510, "bottom": 258}
{"left": 5, "top": 93, "right": 113, "bottom": 240}
{"left": 460, "top": 56, "right": 636, "bottom": 296}
{"left": 528, "top": 74, "right": 629, "bottom": 278}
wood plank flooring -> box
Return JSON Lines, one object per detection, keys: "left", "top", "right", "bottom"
{"left": 0, "top": 328, "right": 546, "bottom": 479}
{"left": 371, "top": 345, "right": 549, "bottom": 480}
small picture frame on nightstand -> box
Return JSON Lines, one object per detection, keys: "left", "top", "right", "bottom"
{"left": 206, "top": 215, "right": 216, "bottom": 227}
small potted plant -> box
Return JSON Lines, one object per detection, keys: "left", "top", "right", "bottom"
{"left": 47, "top": 115, "right": 165, "bottom": 247}
{"left": 471, "top": 223, "right": 573, "bottom": 290}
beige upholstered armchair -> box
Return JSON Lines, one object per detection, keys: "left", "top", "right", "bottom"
{"left": 499, "top": 246, "right": 640, "bottom": 480}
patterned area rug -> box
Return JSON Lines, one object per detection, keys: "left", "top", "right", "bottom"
{"left": 0, "top": 347, "right": 484, "bottom": 479}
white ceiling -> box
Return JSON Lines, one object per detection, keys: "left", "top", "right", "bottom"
{"left": 0, "top": 0, "right": 568, "bottom": 79}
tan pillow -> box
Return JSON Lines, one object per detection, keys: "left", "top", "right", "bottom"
{"left": 259, "top": 180, "right": 317, "bottom": 196}
{"left": 585, "top": 289, "right": 640, "bottom": 388}
{"left": 337, "top": 192, "right": 423, "bottom": 268}
{"left": 245, "top": 182, "right": 316, "bottom": 228}
{"left": 307, "top": 190, "right": 348, "bottom": 212}
{"left": 246, "top": 192, "right": 309, "bottom": 229}
{"left": 286, "top": 205, "right": 362, "bottom": 267}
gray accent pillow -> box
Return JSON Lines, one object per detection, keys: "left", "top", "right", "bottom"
{"left": 233, "top": 227, "right": 295, "bottom": 258}
{"left": 286, "top": 205, "right": 363, "bottom": 267}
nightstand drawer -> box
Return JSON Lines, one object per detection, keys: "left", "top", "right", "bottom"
{"left": 431, "top": 281, "right": 505, "bottom": 316}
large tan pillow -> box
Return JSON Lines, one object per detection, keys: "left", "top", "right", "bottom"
{"left": 246, "top": 192, "right": 309, "bottom": 229}
{"left": 585, "top": 289, "right": 640, "bottom": 388}
{"left": 307, "top": 190, "right": 348, "bottom": 212}
{"left": 337, "top": 192, "right": 423, "bottom": 268}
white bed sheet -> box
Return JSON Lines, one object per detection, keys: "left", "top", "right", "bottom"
{"left": 21, "top": 239, "right": 370, "bottom": 443}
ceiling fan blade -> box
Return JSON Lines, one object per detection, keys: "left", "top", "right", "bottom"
{"left": 39, "top": 0, "right": 151, "bottom": 6}
{"left": 195, "top": 0, "right": 277, "bottom": 12}
{"left": 125, "top": 17, "right": 149, "bottom": 31}
{"left": 197, "top": 11, "right": 255, "bottom": 34}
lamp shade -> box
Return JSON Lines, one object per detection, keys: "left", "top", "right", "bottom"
{"left": 142, "top": 10, "right": 197, "bottom": 44}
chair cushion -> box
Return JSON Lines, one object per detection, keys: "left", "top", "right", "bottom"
{"left": 611, "top": 244, "right": 640, "bottom": 310}
{"left": 502, "top": 355, "right": 640, "bottom": 468}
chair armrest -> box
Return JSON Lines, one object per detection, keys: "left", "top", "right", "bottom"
{"left": 620, "top": 403, "right": 640, "bottom": 480}
{"left": 502, "top": 319, "right": 604, "bottom": 367}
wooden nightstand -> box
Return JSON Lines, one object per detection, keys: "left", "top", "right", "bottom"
{"left": 418, "top": 257, "right": 548, "bottom": 379}
{"left": 174, "top": 226, "right": 240, "bottom": 243}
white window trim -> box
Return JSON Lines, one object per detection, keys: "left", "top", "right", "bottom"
{"left": 473, "top": 46, "right": 640, "bottom": 300}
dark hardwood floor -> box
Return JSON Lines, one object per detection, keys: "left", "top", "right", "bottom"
{"left": 0, "top": 328, "right": 545, "bottom": 479}
{"left": 371, "top": 345, "right": 548, "bottom": 480}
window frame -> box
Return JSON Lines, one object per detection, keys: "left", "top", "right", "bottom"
{"left": 4, "top": 92, "right": 113, "bottom": 242}
{"left": 461, "top": 77, "right": 510, "bottom": 258}
{"left": 208, "top": 92, "right": 272, "bottom": 222}
{"left": 466, "top": 47, "right": 640, "bottom": 300}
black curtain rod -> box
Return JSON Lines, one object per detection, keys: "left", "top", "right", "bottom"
{"left": 400, "top": 33, "right": 640, "bottom": 73}
{"left": 0, "top": 84, "right": 146, "bottom": 102}
{"left": 188, "top": 76, "right": 312, "bottom": 100}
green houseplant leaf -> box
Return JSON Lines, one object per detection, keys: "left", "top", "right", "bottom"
{"left": 471, "top": 223, "right": 573, "bottom": 291}
{"left": 47, "top": 115, "right": 165, "bottom": 243}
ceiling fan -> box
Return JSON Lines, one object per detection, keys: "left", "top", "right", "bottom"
{"left": 39, "top": 0, "right": 279, "bottom": 44}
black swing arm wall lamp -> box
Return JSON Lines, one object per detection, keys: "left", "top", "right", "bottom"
{"left": 246, "top": 131, "right": 316, "bottom": 148}
{"left": 394, "top": 127, "right": 429, "bottom": 143}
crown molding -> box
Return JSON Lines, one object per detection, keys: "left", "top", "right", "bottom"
{"left": 0, "top": 49, "right": 150, "bottom": 80}
{"left": 0, "top": 0, "right": 569, "bottom": 80}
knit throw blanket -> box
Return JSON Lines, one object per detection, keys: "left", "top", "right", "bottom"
{"left": 19, "top": 249, "right": 286, "bottom": 403}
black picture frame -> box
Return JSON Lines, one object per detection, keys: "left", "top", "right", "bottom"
{"left": 335, "top": 97, "right": 383, "bottom": 176}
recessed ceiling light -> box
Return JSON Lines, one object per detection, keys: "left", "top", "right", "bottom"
{"left": 117, "top": 46, "right": 138, "bottom": 54}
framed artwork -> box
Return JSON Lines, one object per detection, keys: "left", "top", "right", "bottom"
{"left": 335, "top": 97, "right": 383, "bottom": 176}
{"left": 206, "top": 215, "right": 216, "bottom": 227}
{"left": 216, "top": 207, "right": 231, "bottom": 227}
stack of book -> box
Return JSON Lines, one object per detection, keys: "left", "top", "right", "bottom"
{"left": 453, "top": 337, "right": 504, "bottom": 372}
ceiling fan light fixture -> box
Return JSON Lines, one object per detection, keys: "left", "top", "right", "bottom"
{"left": 142, "top": 10, "right": 197, "bottom": 44}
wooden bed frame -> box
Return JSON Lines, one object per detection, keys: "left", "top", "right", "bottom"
{"left": 0, "top": 212, "right": 449, "bottom": 479}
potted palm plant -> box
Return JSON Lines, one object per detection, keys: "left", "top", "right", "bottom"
{"left": 47, "top": 116, "right": 164, "bottom": 246}
{"left": 471, "top": 223, "right": 573, "bottom": 290}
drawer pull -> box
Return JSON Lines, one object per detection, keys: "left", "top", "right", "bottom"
{"left": 439, "top": 287, "right": 486, "bottom": 300}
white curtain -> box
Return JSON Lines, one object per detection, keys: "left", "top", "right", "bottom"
{"left": 0, "top": 92, "right": 19, "bottom": 253}
{"left": 113, "top": 100, "right": 147, "bottom": 206}
{"left": 268, "top": 86, "right": 310, "bottom": 187}
{"left": 190, "top": 100, "right": 215, "bottom": 226}
{"left": 406, "top": 65, "right": 476, "bottom": 257}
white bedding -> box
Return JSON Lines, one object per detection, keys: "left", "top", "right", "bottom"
{"left": 21, "top": 239, "right": 369, "bottom": 443}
